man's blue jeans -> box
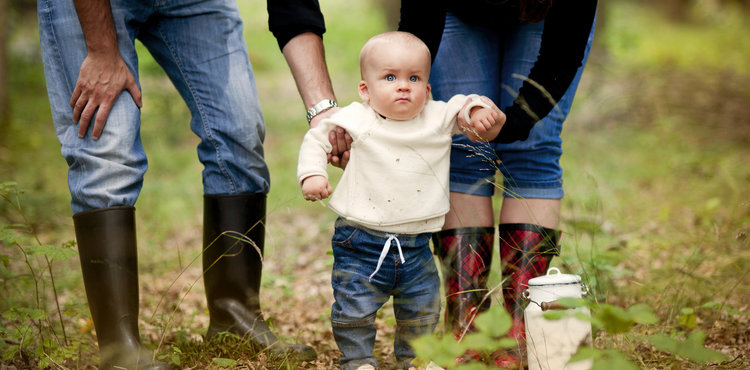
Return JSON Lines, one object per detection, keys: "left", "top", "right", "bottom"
{"left": 330, "top": 219, "right": 441, "bottom": 369}
{"left": 38, "top": 0, "right": 270, "bottom": 214}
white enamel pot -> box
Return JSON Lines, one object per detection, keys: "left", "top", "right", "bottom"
{"left": 523, "top": 268, "right": 593, "bottom": 370}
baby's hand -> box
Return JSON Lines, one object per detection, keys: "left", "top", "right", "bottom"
{"left": 461, "top": 96, "right": 506, "bottom": 142}
{"left": 301, "top": 175, "right": 333, "bottom": 201}
{"left": 469, "top": 106, "right": 498, "bottom": 132}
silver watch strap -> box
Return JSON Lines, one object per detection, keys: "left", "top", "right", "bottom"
{"left": 306, "top": 99, "right": 338, "bottom": 123}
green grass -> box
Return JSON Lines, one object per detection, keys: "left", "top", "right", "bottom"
{"left": 602, "top": 1, "right": 750, "bottom": 71}
{"left": 1, "top": 0, "right": 749, "bottom": 368}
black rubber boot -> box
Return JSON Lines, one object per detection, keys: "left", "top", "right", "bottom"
{"left": 202, "top": 194, "right": 316, "bottom": 361}
{"left": 74, "top": 206, "right": 170, "bottom": 370}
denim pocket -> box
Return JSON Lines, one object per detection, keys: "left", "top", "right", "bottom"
{"left": 332, "top": 224, "right": 359, "bottom": 250}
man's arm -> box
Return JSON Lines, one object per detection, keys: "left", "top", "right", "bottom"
{"left": 268, "top": 0, "right": 335, "bottom": 124}
{"left": 71, "top": 0, "right": 141, "bottom": 140}
{"left": 278, "top": 30, "right": 352, "bottom": 168}
{"left": 281, "top": 32, "right": 336, "bottom": 115}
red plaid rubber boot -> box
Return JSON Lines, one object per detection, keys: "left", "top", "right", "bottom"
{"left": 495, "top": 223, "right": 561, "bottom": 367}
{"left": 433, "top": 227, "right": 494, "bottom": 339}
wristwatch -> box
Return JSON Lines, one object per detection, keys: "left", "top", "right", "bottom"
{"left": 306, "top": 99, "right": 338, "bottom": 123}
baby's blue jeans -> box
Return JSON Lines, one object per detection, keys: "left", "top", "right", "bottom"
{"left": 330, "top": 219, "right": 441, "bottom": 369}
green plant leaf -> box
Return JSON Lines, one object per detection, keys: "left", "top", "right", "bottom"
{"left": 473, "top": 305, "right": 511, "bottom": 338}
{"left": 700, "top": 301, "right": 721, "bottom": 310}
{"left": 678, "top": 307, "right": 697, "bottom": 329}
{"left": 496, "top": 337, "right": 518, "bottom": 349}
{"left": 647, "top": 330, "right": 728, "bottom": 363}
{"left": 0, "top": 226, "right": 25, "bottom": 246}
{"left": 3, "top": 344, "right": 20, "bottom": 361}
{"left": 26, "top": 308, "right": 47, "bottom": 320}
{"left": 595, "top": 304, "right": 634, "bottom": 334}
{"left": 572, "top": 347, "right": 639, "bottom": 370}
{"left": 591, "top": 349, "right": 639, "bottom": 370}
{"left": 2, "top": 309, "right": 20, "bottom": 321}
{"left": 542, "top": 310, "right": 568, "bottom": 321}
{"left": 627, "top": 303, "right": 659, "bottom": 325}
{"left": 556, "top": 297, "right": 588, "bottom": 308}
{"left": 212, "top": 357, "right": 237, "bottom": 367}
{"left": 26, "top": 244, "right": 78, "bottom": 261}
{"left": 412, "top": 334, "right": 466, "bottom": 368}
{"left": 460, "top": 332, "right": 499, "bottom": 352}
{"left": 455, "top": 362, "right": 491, "bottom": 370}
{"left": 569, "top": 346, "right": 598, "bottom": 363}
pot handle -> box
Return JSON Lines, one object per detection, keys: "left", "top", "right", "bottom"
{"left": 540, "top": 300, "right": 568, "bottom": 311}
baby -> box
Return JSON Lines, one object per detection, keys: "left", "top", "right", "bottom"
{"left": 297, "top": 31, "right": 504, "bottom": 370}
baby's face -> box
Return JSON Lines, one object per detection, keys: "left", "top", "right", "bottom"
{"left": 358, "top": 44, "right": 431, "bottom": 120}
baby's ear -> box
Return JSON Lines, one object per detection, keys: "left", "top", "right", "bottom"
{"left": 424, "top": 83, "right": 432, "bottom": 103}
{"left": 358, "top": 81, "right": 370, "bottom": 102}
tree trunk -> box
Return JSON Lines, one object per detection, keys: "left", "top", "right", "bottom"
{"left": 0, "top": 0, "right": 9, "bottom": 139}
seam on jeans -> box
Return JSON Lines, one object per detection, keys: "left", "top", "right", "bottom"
{"left": 396, "top": 314, "right": 440, "bottom": 327}
{"left": 331, "top": 314, "right": 376, "bottom": 328}
{"left": 42, "top": 0, "right": 87, "bottom": 207}
{"left": 156, "top": 22, "right": 237, "bottom": 194}
{"left": 42, "top": 1, "right": 74, "bottom": 103}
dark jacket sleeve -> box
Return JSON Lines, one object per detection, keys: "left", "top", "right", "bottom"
{"left": 267, "top": 0, "right": 326, "bottom": 50}
{"left": 494, "top": 0, "right": 598, "bottom": 143}
{"left": 398, "top": 0, "right": 447, "bottom": 63}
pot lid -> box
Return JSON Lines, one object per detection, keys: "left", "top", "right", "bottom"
{"left": 528, "top": 267, "right": 581, "bottom": 286}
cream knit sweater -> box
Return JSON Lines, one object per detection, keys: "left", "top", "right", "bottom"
{"left": 297, "top": 94, "right": 487, "bottom": 234}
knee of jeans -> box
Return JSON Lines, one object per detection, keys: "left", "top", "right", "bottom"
{"left": 331, "top": 313, "right": 377, "bottom": 328}
{"left": 396, "top": 313, "right": 440, "bottom": 329}
{"left": 449, "top": 176, "right": 496, "bottom": 197}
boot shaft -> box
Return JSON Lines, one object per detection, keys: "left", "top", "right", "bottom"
{"left": 202, "top": 193, "right": 266, "bottom": 317}
{"left": 74, "top": 206, "right": 141, "bottom": 348}
{"left": 498, "top": 223, "right": 561, "bottom": 343}
{"left": 433, "top": 227, "right": 494, "bottom": 338}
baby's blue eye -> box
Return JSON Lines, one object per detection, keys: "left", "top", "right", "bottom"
{"left": 386, "top": 75, "right": 395, "bottom": 81}
{"left": 410, "top": 76, "right": 419, "bottom": 82}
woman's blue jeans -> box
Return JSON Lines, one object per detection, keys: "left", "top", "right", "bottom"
{"left": 38, "top": 0, "right": 270, "bottom": 213}
{"left": 330, "top": 220, "right": 441, "bottom": 369}
{"left": 430, "top": 12, "right": 596, "bottom": 199}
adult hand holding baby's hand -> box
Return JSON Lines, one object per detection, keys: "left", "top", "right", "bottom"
{"left": 310, "top": 107, "right": 353, "bottom": 169}
{"left": 301, "top": 175, "right": 333, "bottom": 201}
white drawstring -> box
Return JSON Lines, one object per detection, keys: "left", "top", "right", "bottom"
{"left": 369, "top": 234, "right": 405, "bottom": 281}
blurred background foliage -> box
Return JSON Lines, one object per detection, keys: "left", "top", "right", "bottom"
{"left": 0, "top": 0, "right": 749, "bottom": 367}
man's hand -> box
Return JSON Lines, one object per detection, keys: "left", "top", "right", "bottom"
{"left": 301, "top": 175, "right": 333, "bottom": 201}
{"left": 310, "top": 107, "right": 352, "bottom": 169}
{"left": 71, "top": 52, "right": 142, "bottom": 140}
{"left": 70, "top": 0, "right": 142, "bottom": 140}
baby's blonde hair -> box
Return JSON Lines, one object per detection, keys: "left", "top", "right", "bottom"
{"left": 359, "top": 31, "right": 431, "bottom": 78}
